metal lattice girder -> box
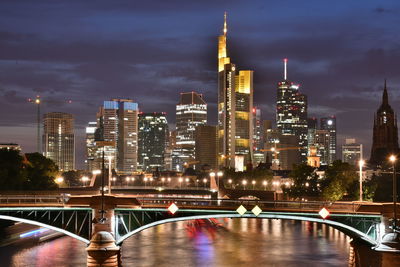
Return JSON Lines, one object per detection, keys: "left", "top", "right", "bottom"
{"left": 114, "top": 208, "right": 382, "bottom": 245}
{"left": 0, "top": 207, "right": 92, "bottom": 242}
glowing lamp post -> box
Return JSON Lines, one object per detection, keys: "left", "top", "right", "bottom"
{"left": 252, "top": 180, "right": 256, "bottom": 190}
{"left": 144, "top": 177, "right": 148, "bottom": 188}
{"left": 55, "top": 177, "right": 64, "bottom": 185}
{"left": 217, "top": 171, "right": 223, "bottom": 190}
{"left": 242, "top": 179, "right": 247, "bottom": 190}
{"left": 390, "top": 155, "right": 397, "bottom": 230}
{"left": 228, "top": 179, "right": 232, "bottom": 188}
{"left": 263, "top": 180, "right": 267, "bottom": 191}
{"left": 359, "top": 159, "right": 365, "bottom": 202}
{"left": 203, "top": 178, "right": 208, "bottom": 188}
{"left": 81, "top": 176, "right": 89, "bottom": 187}
{"left": 179, "top": 177, "right": 183, "bottom": 188}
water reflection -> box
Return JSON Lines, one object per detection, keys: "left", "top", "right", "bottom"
{"left": 1, "top": 219, "right": 350, "bottom": 267}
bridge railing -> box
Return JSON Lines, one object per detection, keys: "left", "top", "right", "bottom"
{"left": 0, "top": 194, "right": 68, "bottom": 205}
{"left": 137, "top": 197, "right": 361, "bottom": 213}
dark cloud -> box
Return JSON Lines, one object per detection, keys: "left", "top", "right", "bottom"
{"left": 1, "top": 0, "right": 400, "bottom": 167}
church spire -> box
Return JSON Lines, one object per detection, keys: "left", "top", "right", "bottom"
{"left": 383, "top": 79, "right": 388, "bottom": 106}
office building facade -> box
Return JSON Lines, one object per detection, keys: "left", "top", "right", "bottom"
{"left": 138, "top": 112, "right": 169, "bottom": 172}
{"left": 43, "top": 112, "right": 75, "bottom": 171}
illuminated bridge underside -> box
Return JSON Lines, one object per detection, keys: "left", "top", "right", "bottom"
{"left": 0, "top": 207, "right": 381, "bottom": 246}
{"left": 115, "top": 209, "right": 381, "bottom": 246}
{"left": 0, "top": 208, "right": 91, "bottom": 244}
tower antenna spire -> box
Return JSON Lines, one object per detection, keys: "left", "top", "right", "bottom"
{"left": 223, "top": 12, "right": 227, "bottom": 36}
{"left": 283, "top": 58, "right": 288, "bottom": 80}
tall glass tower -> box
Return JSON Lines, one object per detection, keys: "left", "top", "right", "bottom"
{"left": 276, "top": 59, "right": 308, "bottom": 161}
{"left": 138, "top": 112, "right": 169, "bottom": 172}
{"left": 217, "top": 13, "right": 254, "bottom": 169}
{"left": 175, "top": 92, "right": 207, "bottom": 171}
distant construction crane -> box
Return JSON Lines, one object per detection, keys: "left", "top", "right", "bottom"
{"left": 28, "top": 96, "right": 41, "bottom": 153}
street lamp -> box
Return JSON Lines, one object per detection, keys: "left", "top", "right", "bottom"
{"left": 161, "top": 177, "right": 165, "bottom": 186}
{"left": 179, "top": 177, "right": 183, "bottom": 188}
{"left": 242, "top": 179, "right": 247, "bottom": 190}
{"left": 263, "top": 180, "right": 267, "bottom": 190}
{"left": 144, "top": 177, "right": 148, "bottom": 188}
{"left": 203, "top": 178, "right": 208, "bottom": 188}
{"left": 228, "top": 179, "right": 232, "bottom": 188}
{"left": 252, "top": 180, "right": 256, "bottom": 190}
{"left": 55, "top": 177, "right": 64, "bottom": 185}
{"left": 126, "top": 177, "right": 130, "bottom": 186}
{"left": 217, "top": 171, "right": 223, "bottom": 190}
{"left": 81, "top": 176, "right": 89, "bottom": 187}
{"left": 359, "top": 159, "right": 365, "bottom": 202}
{"left": 390, "top": 155, "right": 397, "bottom": 230}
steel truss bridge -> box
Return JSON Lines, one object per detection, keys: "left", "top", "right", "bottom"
{"left": 0, "top": 197, "right": 384, "bottom": 246}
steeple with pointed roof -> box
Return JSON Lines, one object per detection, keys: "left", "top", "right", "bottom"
{"left": 370, "top": 80, "right": 399, "bottom": 167}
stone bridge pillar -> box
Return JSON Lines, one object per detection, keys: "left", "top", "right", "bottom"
{"left": 88, "top": 195, "right": 120, "bottom": 267}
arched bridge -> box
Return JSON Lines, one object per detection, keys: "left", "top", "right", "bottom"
{"left": 0, "top": 197, "right": 384, "bottom": 246}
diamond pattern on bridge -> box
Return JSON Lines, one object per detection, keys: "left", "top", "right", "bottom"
{"left": 236, "top": 205, "right": 247, "bottom": 216}
{"left": 319, "top": 207, "right": 330, "bottom": 219}
{"left": 251, "top": 205, "right": 262, "bottom": 216}
{"left": 168, "top": 203, "right": 179, "bottom": 214}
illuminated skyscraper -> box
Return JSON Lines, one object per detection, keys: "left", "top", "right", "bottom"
{"left": 85, "top": 121, "right": 97, "bottom": 172}
{"left": 315, "top": 129, "right": 330, "bottom": 165}
{"left": 276, "top": 59, "right": 308, "bottom": 162}
{"left": 96, "top": 99, "right": 139, "bottom": 175}
{"left": 43, "top": 112, "right": 75, "bottom": 171}
{"left": 138, "top": 112, "right": 169, "bottom": 172}
{"left": 217, "top": 13, "right": 254, "bottom": 169}
{"left": 175, "top": 92, "right": 207, "bottom": 171}
{"left": 320, "top": 116, "right": 337, "bottom": 164}
{"left": 370, "top": 81, "right": 399, "bottom": 167}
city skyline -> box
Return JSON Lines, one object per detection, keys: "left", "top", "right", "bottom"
{"left": 1, "top": 1, "right": 400, "bottom": 167}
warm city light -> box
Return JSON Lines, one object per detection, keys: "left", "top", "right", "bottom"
{"left": 390, "top": 155, "right": 397, "bottom": 163}
{"left": 359, "top": 159, "right": 365, "bottom": 167}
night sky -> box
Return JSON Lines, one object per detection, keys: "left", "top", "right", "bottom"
{"left": 1, "top": 0, "right": 400, "bottom": 168}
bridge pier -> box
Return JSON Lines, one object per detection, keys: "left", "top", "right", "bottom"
{"left": 67, "top": 195, "right": 140, "bottom": 267}
{"left": 87, "top": 231, "right": 120, "bottom": 267}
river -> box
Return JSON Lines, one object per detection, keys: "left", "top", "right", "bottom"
{"left": 0, "top": 218, "right": 350, "bottom": 266}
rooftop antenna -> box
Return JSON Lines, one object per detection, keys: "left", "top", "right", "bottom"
{"left": 223, "top": 12, "right": 227, "bottom": 36}
{"left": 283, "top": 58, "right": 288, "bottom": 80}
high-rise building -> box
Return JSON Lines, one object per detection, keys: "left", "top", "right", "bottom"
{"left": 320, "top": 116, "right": 337, "bottom": 164}
{"left": 217, "top": 13, "right": 254, "bottom": 169}
{"left": 252, "top": 107, "right": 263, "bottom": 151}
{"left": 370, "top": 81, "right": 399, "bottom": 167}
{"left": 85, "top": 121, "right": 97, "bottom": 172}
{"left": 315, "top": 129, "right": 330, "bottom": 165}
{"left": 342, "top": 138, "right": 363, "bottom": 166}
{"left": 276, "top": 59, "right": 308, "bottom": 162}
{"left": 175, "top": 92, "right": 207, "bottom": 170}
{"left": 195, "top": 125, "right": 217, "bottom": 170}
{"left": 43, "top": 112, "right": 75, "bottom": 171}
{"left": 307, "top": 117, "right": 318, "bottom": 154}
{"left": 96, "top": 99, "right": 139, "bottom": 175}
{"left": 138, "top": 112, "right": 169, "bottom": 172}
